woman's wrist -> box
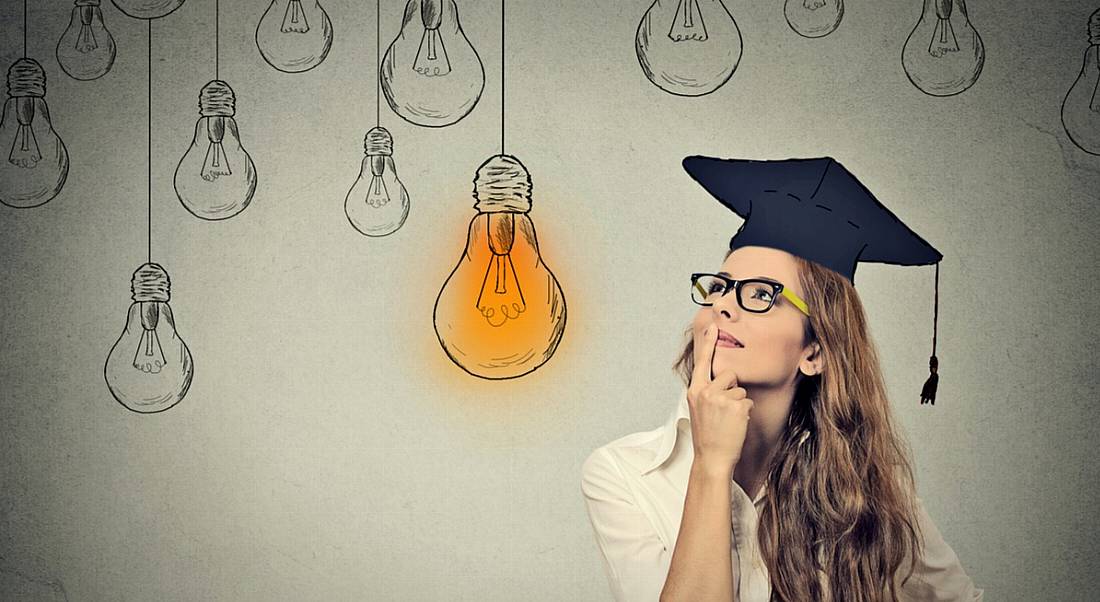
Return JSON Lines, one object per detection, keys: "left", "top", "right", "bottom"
{"left": 690, "top": 456, "right": 736, "bottom": 482}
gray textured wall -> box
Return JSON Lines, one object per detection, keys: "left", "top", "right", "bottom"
{"left": 2, "top": 0, "right": 1098, "bottom": 599}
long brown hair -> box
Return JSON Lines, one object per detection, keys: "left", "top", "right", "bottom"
{"left": 674, "top": 253, "right": 923, "bottom": 602}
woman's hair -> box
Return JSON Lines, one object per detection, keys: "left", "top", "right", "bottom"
{"left": 674, "top": 252, "right": 923, "bottom": 602}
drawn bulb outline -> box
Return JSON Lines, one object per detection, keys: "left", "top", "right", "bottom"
{"left": 784, "top": 0, "right": 844, "bottom": 39}
{"left": 111, "top": 0, "right": 186, "bottom": 20}
{"left": 901, "top": 0, "right": 984, "bottom": 96}
{"left": 104, "top": 263, "right": 194, "bottom": 413}
{"left": 635, "top": 0, "right": 743, "bottom": 97}
{"left": 256, "top": 0, "right": 334, "bottom": 73}
{"left": 381, "top": 0, "right": 485, "bottom": 127}
{"left": 57, "top": 0, "right": 117, "bottom": 81}
{"left": 433, "top": 155, "right": 567, "bottom": 380}
{"left": 0, "top": 58, "right": 69, "bottom": 209}
{"left": 174, "top": 80, "right": 257, "bottom": 220}
{"left": 345, "top": 126, "right": 410, "bottom": 237}
{"left": 1061, "top": 9, "right": 1100, "bottom": 155}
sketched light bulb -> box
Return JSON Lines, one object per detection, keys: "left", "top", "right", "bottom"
{"left": 0, "top": 59, "right": 69, "bottom": 209}
{"left": 785, "top": 0, "right": 843, "bottom": 38}
{"left": 381, "top": 0, "right": 485, "bottom": 127}
{"left": 433, "top": 155, "right": 566, "bottom": 380}
{"left": 256, "top": 0, "right": 334, "bottom": 73}
{"left": 1061, "top": 9, "right": 1100, "bottom": 156}
{"left": 635, "top": 0, "right": 743, "bottom": 97}
{"left": 105, "top": 263, "right": 194, "bottom": 413}
{"left": 110, "top": 0, "right": 185, "bottom": 20}
{"left": 901, "top": 0, "right": 984, "bottom": 96}
{"left": 174, "top": 81, "right": 257, "bottom": 220}
{"left": 57, "top": 0, "right": 117, "bottom": 81}
{"left": 345, "top": 126, "right": 410, "bottom": 237}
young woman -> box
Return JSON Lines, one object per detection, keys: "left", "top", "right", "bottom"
{"left": 581, "top": 157, "right": 983, "bottom": 601}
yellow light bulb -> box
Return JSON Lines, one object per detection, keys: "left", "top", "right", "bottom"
{"left": 433, "top": 155, "right": 566, "bottom": 380}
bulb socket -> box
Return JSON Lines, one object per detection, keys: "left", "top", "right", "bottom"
{"left": 75, "top": 0, "right": 101, "bottom": 6}
{"left": 131, "top": 263, "right": 171, "bottom": 303}
{"left": 1090, "top": 9, "right": 1100, "bottom": 45}
{"left": 7, "top": 58, "right": 46, "bottom": 98}
{"left": 199, "top": 80, "right": 236, "bottom": 117}
{"left": 473, "top": 154, "right": 532, "bottom": 213}
{"left": 364, "top": 126, "right": 394, "bottom": 156}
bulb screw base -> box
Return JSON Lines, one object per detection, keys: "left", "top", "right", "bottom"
{"left": 199, "top": 80, "right": 236, "bottom": 117}
{"left": 1090, "top": 9, "right": 1100, "bottom": 45}
{"left": 473, "top": 154, "right": 532, "bottom": 213}
{"left": 7, "top": 58, "right": 46, "bottom": 98}
{"left": 364, "top": 127, "right": 394, "bottom": 156}
{"left": 131, "top": 263, "right": 171, "bottom": 303}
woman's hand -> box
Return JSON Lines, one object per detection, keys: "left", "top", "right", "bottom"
{"left": 687, "top": 324, "right": 754, "bottom": 478}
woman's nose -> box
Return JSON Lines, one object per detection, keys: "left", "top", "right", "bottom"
{"left": 712, "top": 290, "right": 740, "bottom": 320}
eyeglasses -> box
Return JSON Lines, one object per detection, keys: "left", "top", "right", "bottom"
{"left": 690, "top": 273, "right": 811, "bottom": 316}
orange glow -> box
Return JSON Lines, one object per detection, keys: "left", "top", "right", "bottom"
{"left": 434, "top": 211, "right": 566, "bottom": 380}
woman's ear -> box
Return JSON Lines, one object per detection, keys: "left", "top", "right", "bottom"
{"left": 799, "top": 341, "right": 823, "bottom": 377}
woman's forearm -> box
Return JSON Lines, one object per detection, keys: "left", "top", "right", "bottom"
{"left": 660, "top": 460, "right": 737, "bottom": 602}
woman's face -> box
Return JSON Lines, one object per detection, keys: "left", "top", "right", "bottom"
{"left": 691, "top": 246, "right": 820, "bottom": 388}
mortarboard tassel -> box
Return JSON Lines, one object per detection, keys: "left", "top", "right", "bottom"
{"left": 920, "top": 263, "right": 940, "bottom": 406}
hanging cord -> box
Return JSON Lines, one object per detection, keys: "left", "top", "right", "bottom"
{"left": 376, "top": 0, "right": 380, "bottom": 127}
{"left": 23, "top": 0, "right": 27, "bottom": 57}
{"left": 215, "top": 0, "right": 220, "bottom": 80}
{"left": 501, "top": 0, "right": 505, "bottom": 154}
{"left": 148, "top": 19, "right": 153, "bottom": 263}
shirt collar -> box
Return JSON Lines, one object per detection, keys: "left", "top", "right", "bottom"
{"left": 640, "top": 390, "right": 691, "bottom": 475}
{"left": 639, "top": 389, "right": 811, "bottom": 499}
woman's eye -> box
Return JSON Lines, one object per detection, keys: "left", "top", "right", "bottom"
{"left": 707, "top": 282, "right": 725, "bottom": 294}
{"left": 750, "top": 288, "right": 774, "bottom": 301}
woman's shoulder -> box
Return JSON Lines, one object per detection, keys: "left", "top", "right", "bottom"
{"left": 581, "top": 424, "right": 669, "bottom": 485}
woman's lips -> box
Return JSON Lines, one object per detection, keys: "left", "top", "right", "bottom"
{"left": 716, "top": 330, "right": 744, "bottom": 348}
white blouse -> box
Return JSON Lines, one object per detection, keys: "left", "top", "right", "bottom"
{"left": 581, "top": 390, "right": 984, "bottom": 601}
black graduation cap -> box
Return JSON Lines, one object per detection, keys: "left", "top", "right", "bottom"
{"left": 682, "top": 155, "right": 943, "bottom": 405}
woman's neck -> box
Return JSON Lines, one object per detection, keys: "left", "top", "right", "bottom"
{"left": 732, "top": 380, "right": 797, "bottom": 499}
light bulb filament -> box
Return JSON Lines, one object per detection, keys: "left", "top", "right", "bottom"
{"left": 282, "top": 0, "right": 310, "bottom": 33}
{"left": 201, "top": 117, "right": 232, "bottom": 181}
{"left": 9, "top": 99, "right": 42, "bottom": 168}
{"left": 367, "top": 175, "right": 390, "bottom": 208}
{"left": 477, "top": 253, "right": 526, "bottom": 327}
{"left": 133, "top": 328, "right": 167, "bottom": 373}
{"left": 668, "top": 0, "right": 708, "bottom": 42}
{"left": 803, "top": 0, "right": 826, "bottom": 10}
{"left": 928, "top": 0, "right": 959, "bottom": 57}
{"left": 1092, "top": 48, "right": 1100, "bottom": 113}
{"left": 76, "top": 7, "right": 99, "bottom": 52}
{"left": 414, "top": 29, "right": 452, "bottom": 76}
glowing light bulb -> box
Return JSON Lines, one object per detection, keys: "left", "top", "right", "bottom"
{"left": 104, "top": 263, "right": 194, "bottom": 413}
{"left": 635, "top": 0, "right": 742, "bottom": 97}
{"left": 174, "top": 80, "right": 257, "bottom": 220}
{"left": 901, "top": 0, "right": 984, "bottom": 96}
{"left": 1061, "top": 9, "right": 1100, "bottom": 156}
{"left": 345, "top": 126, "right": 411, "bottom": 237}
{"left": 381, "top": 0, "right": 485, "bottom": 127}
{"left": 784, "top": 0, "right": 843, "bottom": 38}
{"left": 256, "top": 0, "right": 334, "bottom": 73}
{"left": 111, "top": 0, "right": 185, "bottom": 20}
{"left": 56, "top": 0, "right": 117, "bottom": 81}
{"left": 434, "top": 155, "right": 567, "bottom": 380}
{"left": 0, "top": 59, "right": 69, "bottom": 209}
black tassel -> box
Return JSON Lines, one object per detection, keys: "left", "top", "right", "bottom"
{"left": 920, "top": 264, "right": 940, "bottom": 405}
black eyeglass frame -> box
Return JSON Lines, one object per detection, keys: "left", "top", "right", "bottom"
{"left": 689, "top": 272, "right": 811, "bottom": 316}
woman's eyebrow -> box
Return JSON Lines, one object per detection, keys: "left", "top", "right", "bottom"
{"left": 718, "top": 271, "right": 771, "bottom": 281}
